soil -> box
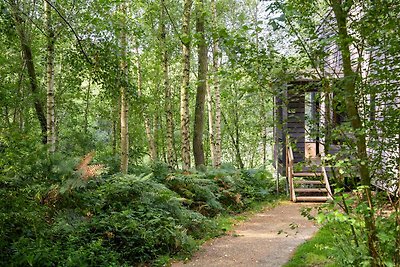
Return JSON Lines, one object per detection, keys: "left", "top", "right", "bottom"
{"left": 172, "top": 202, "right": 319, "bottom": 267}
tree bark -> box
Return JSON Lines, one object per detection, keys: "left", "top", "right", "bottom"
{"left": 84, "top": 76, "right": 91, "bottom": 135}
{"left": 15, "top": 62, "right": 26, "bottom": 130}
{"left": 211, "top": 0, "right": 222, "bottom": 167}
{"left": 331, "top": 0, "right": 380, "bottom": 265}
{"left": 206, "top": 82, "right": 216, "bottom": 166}
{"left": 112, "top": 115, "right": 117, "bottom": 156}
{"left": 119, "top": 2, "right": 129, "bottom": 174}
{"left": 136, "top": 48, "right": 158, "bottom": 162}
{"left": 180, "top": 0, "right": 193, "bottom": 170}
{"left": 222, "top": 109, "right": 244, "bottom": 169}
{"left": 193, "top": 0, "right": 208, "bottom": 169}
{"left": 11, "top": 3, "right": 47, "bottom": 144}
{"left": 234, "top": 102, "right": 244, "bottom": 169}
{"left": 254, "top": 1, "right": 267, "bottom": 167}
{"left": 45, "top": 0, "right": 56, "bottom": 153}
{"left": 161, "top": 0, "right": 176, "bottom": 168}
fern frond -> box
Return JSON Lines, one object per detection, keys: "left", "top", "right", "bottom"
{"left": 76, "top": 151, "right": 95, "bottom": 171}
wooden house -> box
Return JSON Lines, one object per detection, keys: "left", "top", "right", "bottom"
{"left": 274, "top": 79, "right": 320, "bottom": 175}
{"left": 273, "top": 5, "right": 400, "bottom": 201}
{"left": 273, "top": 79, "right": 334, "bottom": 202}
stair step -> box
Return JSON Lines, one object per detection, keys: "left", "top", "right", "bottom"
{"left": 294, "top": 188, "right": 328, "bottom": 193}
{"left": 294, "top": 180, "right": 324, "bottom": 185}
{"left": 293, "top": 172, "right": 323, "bottom": 177}
{"left": 295, "top": 196, "right": 329, "bottom": 202}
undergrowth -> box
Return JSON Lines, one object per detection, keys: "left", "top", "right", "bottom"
{"left": 284, "top": 225, "right": 337, "bottom": 267}
{"left": 287, "top": 190, "right": 400, "bottom": 267}
{"left": 0, "top": 156, "right": 281, "bottom": 266}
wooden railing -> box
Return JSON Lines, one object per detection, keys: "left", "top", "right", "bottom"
{"left": 286, "top": 138, "right": 333, "bottom": 202}
{"left": 322, "top": 166, "right": 333, "bottom": 199}
{"left": 286, "top": 145, "right": 296, "bottom": 201}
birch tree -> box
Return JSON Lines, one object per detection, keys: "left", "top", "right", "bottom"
{"left": 211, "top": 0, "right": 222, "bottom": 167}
{"left": 136, "top": 48, "right": 157, "bottom": 162}
{"left": 119, "top": 2, "right": 129, "bottom": 173}
{"left": 160, "top": 0, "right": 176, "bottom": 168}
{"left": 180, "top": 0, "right": 193, "bottom": 170}
{"left": 45, "top": 0, "right": 56, "bottom": 153}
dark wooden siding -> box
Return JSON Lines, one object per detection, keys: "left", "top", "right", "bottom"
{"left": 274, "top": 80, "right": 321, "bottom": 176}
{"left": 287, "top": 89, "right": 305, "bottom": 163}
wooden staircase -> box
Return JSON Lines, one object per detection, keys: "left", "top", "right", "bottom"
{"left": 287, "top": 146, "right": 333, "bottom": 202}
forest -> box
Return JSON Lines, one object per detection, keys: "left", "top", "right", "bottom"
{"left": 0, "top": 0, "right": 399, "bottom": 266}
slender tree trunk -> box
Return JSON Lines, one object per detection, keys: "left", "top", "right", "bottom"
{"left": 144, "top": 117, "right": 157, "bottom": 162}
{"left": 119, "top": 2, "right": 129, "bottom": 174}
{"left": 331, "top": 1, "right": 380, "bottom": 265}
{"left": 154, "top": 110, "right": 160, "bottom": 160}
{"left": 161, "top": 0, "right": 176, "bottom": 168}
{"left": 136, "top": 49, "right": 157, "bottom": 162}
{"left": 261, "top": 93, "right": 268, "bottom": 167}
{"left": 15, "top": 61, "right": 26, "bottom": 130}
{"left": 254, "top": 1, "right": 267, "bottom": 167}
{"left": 211, "top": 0, "right": 222, "bottom": 167}
{"left": 234, "top": 103, "right": 244, "bottom": 169}
{"left": 84, "top": 76, "right": 91, "bottom": 135}
{"left": 45, "top": 0, "right": 56, "bottom": 153}
{"left": 11, "top": 4, "right": 47, "bottom": 144}
{"left": 222, "top": 109, "right": 244, "bottom": 169}
{"left": 180, "top": 0, "right": 193, "bottom": 170}
{"left": 4, "top": 106, "right": 10, "bottom": 127}
{"left": 193, "top": 0, "right": 207, "bottom": 169}
{"left": 206, "top": 82, "right": 216, "bottom": 165}
{"left": 261, "top": 109, "right": 268, "bottom": 169}
{"left": 323, "top": 82, "right": 332, "bottom": 155}
{"left": 112, "top": 116, "right": 117, "bottom": 156}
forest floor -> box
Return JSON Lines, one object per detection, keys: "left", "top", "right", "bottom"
{"left": 172, "top": 201, "right": 320, "bottom": 267}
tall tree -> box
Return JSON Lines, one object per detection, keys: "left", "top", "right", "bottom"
{"left": 160, "top": 0, "right": 176, "bottom": 168}
{"left": 45, "top": 0, "right": 56, "bottom": 153}
{"left": 119, "top": 2, "right": 129, "bottom": 173}
{"left": 180, "top": 0, "right": 193, "bottom": 170}
{"left": 136, "top": 48, "right": 157, "bottom": 162}
{"left": 10, "top": 2, "right": 47, "bottom": 144}
{"left": 206, "top": 79, "right": 216, "bottom": 165}
{"left": 211, "top": 0, "right": 222, "bottom": 167}
{"left": 193, "top": 0, "right": 207, "bottom": 169}
{"left": 330, "top": 0, "right": 380, "bottom": 264}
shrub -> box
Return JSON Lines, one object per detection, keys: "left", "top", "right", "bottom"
{"left": 0, "top": 159, "right": 276, "bottom": 266}
{"left": 314, "top": 190, "right": 400, "bottom": 266}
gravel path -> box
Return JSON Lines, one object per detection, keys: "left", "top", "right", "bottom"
{"left": 172, "top": 202, "right": 319, "bottom": 267}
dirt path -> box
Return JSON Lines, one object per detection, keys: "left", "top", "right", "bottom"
{"left": 172, "top": 202, "right": 319, "bottom": 267}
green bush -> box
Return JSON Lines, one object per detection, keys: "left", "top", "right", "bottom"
{"left": 315, "top": 190, "right": 400, "bottom": 266}
{"left": 159, "top": 168, "right": 274, "bottom": 215}
{"left": 0, "top": 158, "right": 276, "bottom": 266}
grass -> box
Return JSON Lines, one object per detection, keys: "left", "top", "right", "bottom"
{"left": 284, "top": 225, "right": 338, "bottom": 267}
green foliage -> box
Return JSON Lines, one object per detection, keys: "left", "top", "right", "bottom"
{"left": 284, "top": 225, "right": 337, "bottom": 267}
{"left": 159, "top": 167, "right": 275, "bottom": 216}
{"left": 0, "top": 156, "right": 276, "bottom": 266}
{"left": 0, "top": 131, "right": 49, "bottom": 180}
{"left": 309, "top": 190, "right": 400, "bottom": 266}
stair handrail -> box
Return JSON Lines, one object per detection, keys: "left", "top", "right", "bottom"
{"left": 322, "top": 166, "right": 333, "bottom": 199}
{"left": 286, "top": 142, "right": 296, "bottom": 201}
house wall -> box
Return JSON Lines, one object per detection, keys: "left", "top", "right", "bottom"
{"left": 317, "top": 6, "right": 399, "bottom": 191}
{"left": 287, "top": 88, "right": 305, "bottom": 163}
{"left": 274, "top": 81, "right": 321, "bottom": 175}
